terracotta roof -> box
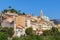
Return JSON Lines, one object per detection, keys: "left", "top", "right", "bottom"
{"left": 16, "top": 25, "right": 24, "bottom": 29}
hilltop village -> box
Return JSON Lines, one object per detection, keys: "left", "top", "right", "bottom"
{"left": 0, "top": 8, "right": 60, "bottom": 37}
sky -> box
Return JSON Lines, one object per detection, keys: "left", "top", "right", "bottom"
{"left": 0, "top": 0, "right": 60, "bottom": 19}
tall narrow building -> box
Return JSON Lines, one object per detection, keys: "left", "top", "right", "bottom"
{"left": 40, "top": 9, "right": 43, "bottom": 17}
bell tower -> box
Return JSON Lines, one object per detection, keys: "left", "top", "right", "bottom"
{"left": 40, "top": 9, "right": 43, "bottom": 17}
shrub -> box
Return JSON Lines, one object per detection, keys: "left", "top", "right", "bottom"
{"left": 0, "top": 32, "right": 8, "bottom": 40}
{"left": 25, "top": 27, "right": 33, "bottom": 36}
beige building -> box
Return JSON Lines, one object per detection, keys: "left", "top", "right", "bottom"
{"left": 15, "top": 15, "right": 26, "bottom": 28}
{"left": 14, "top": 15, "right": 26, "bottom": 37}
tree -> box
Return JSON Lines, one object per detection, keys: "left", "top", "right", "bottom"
{"left": 43, "top": 30, "right": 52, "bottom": 36}
{"left": 0, "top": 32, "right": 8, "bottom": 40}
{"left": 22, "top": 12, "right": 25, "bottom": 15}
{"left": 25, "top": 27, "right": 33, "bottom": 36}
{"left": 2, "top": 6, "right": 18, "bottom": 14}
{"left": 51, "top": 27, "right": 60, "bottom": 36}
{"left": 7, "top": 28, "right": 14, "bottom": 37}
{"left": 0, "top": 24, "right": 2, "bottom": 29}
{"left": 1, "top": 27, "right": 14, "bottom": 37}
{"left": 42, "top": 36, "right": 55, "bottom": 40}
{"left": 12, "top": 37, "right": 22, "bottom": 40}
{"left": 8, "top": 6, "right": 12, "bottom": 9}
{"left": 17, "top": 10, "right": 22, "bottom": 15}
{"left": 2, "top": 9, "right": 8, "bottom": 13}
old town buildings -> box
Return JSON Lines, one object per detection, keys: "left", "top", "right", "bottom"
{"left": 0, "top": 9, "right": 57, "bottom": 37}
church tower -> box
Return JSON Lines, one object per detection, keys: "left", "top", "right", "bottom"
{"left": 40, "top": 9, "right": 43, "bottom": 17}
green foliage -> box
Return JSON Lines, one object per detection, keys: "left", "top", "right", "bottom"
{"left": 25, "top": 27, "right": 33, "bottom": 35}
{"left": 0, "top": 26, "right": 60, "bottom": 40}
{"left": 42, "top": 36, "right": 55, "bottom": 40}
{"left": 2, "top": 6, "right": 18, "bottom": 13}
{"left": 10, "top": 9, "right": 18, "bottom": 13}
{"left": 52, "top": 27, "right": 58, "bottom": 32}
{"left": 31, "top": 35, "right": 43, "bottom": 40}
{"left": 43, "top": 30, "right": 52, "bottom": 36}
{"left": 0, "top": 32, "right": 8, "bottom": 40}
{"left": 0, "top": 25, "right": 2, "bottom": 29}
{"left": 7, "top": 28, "right": 14, "bottom": 37}
{"left": 1, "top": 7, "right": 26, "bottom": 15}
{"left": 51, "top": 27, "right": 60, "bottom": 36}
{"left": 22, "top": 12, "right": 26, "bottom": 15}
{"left": 12, "top": 35, "right": 40, "bottom": 40}
{"left": 2, "top": 9, "right": 8, "bottom": 13}
{"left": 42, "top": 27, "right": 60, "bottom": 36}
{"left": 8, "top": 6, "right": 12, "bottom": 9}
{"left": 2, "top": 6, "right": 26, "bottom": 16}
{"left": 12, "top": 37, "right": 22, "bottom": 40}
{"left": 3, "top": 9, "right": 18, "bottom": 13}
{"left": 12, "top": 34, "right": 60, "bottom": 40}
{"left": 0, "top": 27, "right": 14, "bottom": 37}
{"left": 54, "top": 36, "right": 60, "bottom": 40}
